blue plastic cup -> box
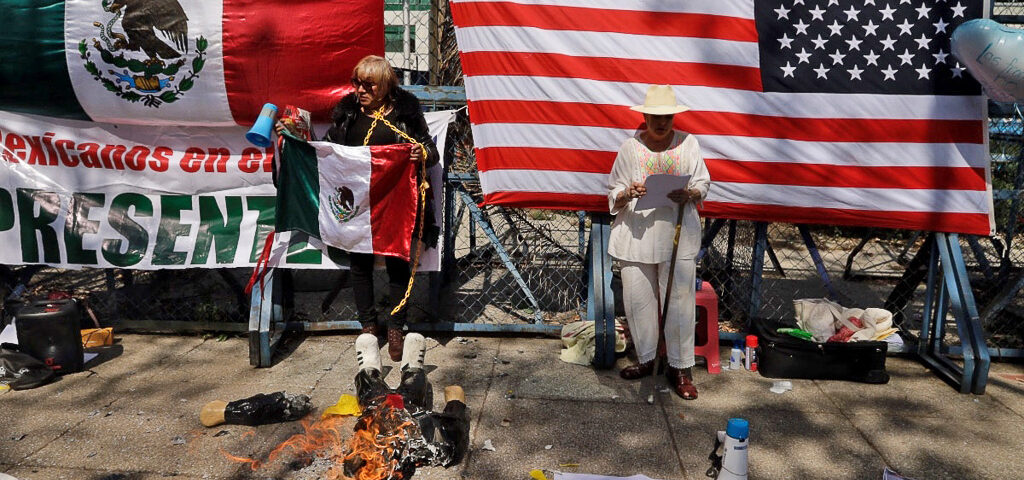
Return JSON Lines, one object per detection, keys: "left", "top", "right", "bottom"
{"left": 246, "top": 103, "right": 279, "bottom": 147}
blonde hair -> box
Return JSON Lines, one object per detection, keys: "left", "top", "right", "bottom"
{"left": 352, "top": 55, "right": 399, "bottom": 99}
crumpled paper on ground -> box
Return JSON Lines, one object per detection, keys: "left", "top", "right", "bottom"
{"left": 559, "top": 320, "right": 628, "bottom": 365}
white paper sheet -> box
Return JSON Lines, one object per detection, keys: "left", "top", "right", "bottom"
{"left": 554, "top": 474, "right": 663, "bottom": 480}
{"left": 0, "top": 322, "right": 17, "bottom": 345}
{"left": 634, "top": 174, "right": 690, "bottom": 211}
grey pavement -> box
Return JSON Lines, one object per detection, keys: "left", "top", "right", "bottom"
{"left": 2, "top": 333, "right": 1023, "bottom": 480}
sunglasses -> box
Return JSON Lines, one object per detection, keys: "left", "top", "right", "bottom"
{"left": 351, "top": 78, "right": 377, "bottom": 91}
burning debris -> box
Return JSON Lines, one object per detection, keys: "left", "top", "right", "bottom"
{"left": 222, "top": 333, "right": 469, "bottom": 480}
{"left": 342, "top": 333, "right": 470, "bottom": 479}
{"left": 221, "top": 413, "right": 353, "bottom": 476}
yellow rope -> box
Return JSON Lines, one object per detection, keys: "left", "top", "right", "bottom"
{"left": 363, "top": 108, "right": 429, "bottom": 316}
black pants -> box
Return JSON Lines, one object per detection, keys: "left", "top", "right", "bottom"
{"left": 349, "top": 252, "right": 411, "bottom": 329}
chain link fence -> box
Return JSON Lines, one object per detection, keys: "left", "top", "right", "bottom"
{"left": 2, "top": 1, "right": 1022, "bottom": 356}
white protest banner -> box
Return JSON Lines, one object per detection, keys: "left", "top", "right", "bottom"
{"left": 0, "top": 109, "right": 455, "bottom": 270}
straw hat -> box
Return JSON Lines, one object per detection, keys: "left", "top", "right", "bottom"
{"left": 630, "top": 85, "right": 690, "bottom": 115}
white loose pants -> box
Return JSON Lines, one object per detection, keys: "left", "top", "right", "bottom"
{"left": 620, "top": 258, "right": 696, "bottom": 369}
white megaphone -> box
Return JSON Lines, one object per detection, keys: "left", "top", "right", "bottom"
{"left": 707, "top": 418, "right": 749, "bottom": 480}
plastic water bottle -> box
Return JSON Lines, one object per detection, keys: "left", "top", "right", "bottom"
{"left": 729, "top": 341, "right": 743, "bottom": 370}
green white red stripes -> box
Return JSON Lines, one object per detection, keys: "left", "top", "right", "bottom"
{"left": 0, "top": 0, "right": 382, "bottom": 125}
{"left": 275, "top": 138, "right": 418, "bottom": 261}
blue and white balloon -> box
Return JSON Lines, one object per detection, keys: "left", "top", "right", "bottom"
{"left": 951, "top": 18, "right": 1024, "bottom": 103}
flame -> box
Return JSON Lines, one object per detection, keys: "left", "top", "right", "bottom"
{"left": 222, "top": 403, "right": 417, "bottom": 480}
{"left": 340, "top": 403, "right": 416, "bottom": 480}
{"left": 222, "top": 414, "right": 351, "bottom": 474}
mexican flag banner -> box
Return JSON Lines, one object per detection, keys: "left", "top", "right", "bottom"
{"left": 0, "top": 0, "right": 382, "bottom": 126}
{"left": 275, "top": 136, "right": 418, "bottom": 261}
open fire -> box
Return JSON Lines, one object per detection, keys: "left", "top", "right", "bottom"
{"left": 222, "top": 334, "right": 469, "bottom": 480}
{"left": 223, "top": 397, "right": 420, "bottom": 480}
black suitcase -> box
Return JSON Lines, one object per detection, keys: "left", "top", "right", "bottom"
{"left": 15, "top": 299, "right": 85, "bottom": 374}
{"left": 752, "top": 318, "right": 889, "bottom": 384}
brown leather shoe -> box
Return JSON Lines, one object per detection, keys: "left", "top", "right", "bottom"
{"left": 361, "top": 323, "right": 379, "bottom": 336}
{"left": 667, "top": 367, "right": 698, "bottom": 400}
{"left": 619, "top": 360, "right": 655, "bottom": 380}
{"left": 387, "top": 328, "right": 404, "bottom": 362}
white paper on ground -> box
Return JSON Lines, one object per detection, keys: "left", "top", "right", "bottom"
{"left": 0, "top": 322, "right": 17, "bottom": 344}
{"left": 634, "top": 174, "right": 690, "bottom": 211}
{"left": 554, "top": 474, "right": 664, "bottom": 480}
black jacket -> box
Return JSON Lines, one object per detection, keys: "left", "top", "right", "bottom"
{"left": 323, "top": 87, "right": 441, "bottom": 248}
{"left": 323, "top": 87, "right": 440, "bottom": 168}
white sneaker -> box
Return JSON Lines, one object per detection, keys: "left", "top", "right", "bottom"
{"left": 401, "top": 332, "right": 426, "bottom": 371}
{"left": 355, "top": 333, "right": 382, "bottom": 373}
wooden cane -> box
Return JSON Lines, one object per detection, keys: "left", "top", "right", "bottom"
{"left": 657, "top": 206, "right": 686, "bottom": 373}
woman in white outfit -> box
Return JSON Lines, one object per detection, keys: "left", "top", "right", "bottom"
{"left": 607, "top": 85, "right": 711, "bottom": 400}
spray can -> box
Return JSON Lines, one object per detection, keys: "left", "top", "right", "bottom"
{"left": 744, "top": 335, "right": 758, "bottom": 372}
{"left": 729, "top": 340, "right": 743, "bottom": 370}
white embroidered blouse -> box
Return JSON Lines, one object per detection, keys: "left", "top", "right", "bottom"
{"left": 606, "top": 131, "right": 711, "bottom": 264}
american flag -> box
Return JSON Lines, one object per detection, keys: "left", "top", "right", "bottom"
{"left": 450, "top": 0, "right": 994, "bottom": 235}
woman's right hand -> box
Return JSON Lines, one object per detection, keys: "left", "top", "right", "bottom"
{"left": 627, "top": 181, "right": 646, "bottom": 199}
{"left": 615, "top": 181, "right": 646, "bottom": 208}
{"left": 274, "top": 121, "right": 287, "bottom": 136}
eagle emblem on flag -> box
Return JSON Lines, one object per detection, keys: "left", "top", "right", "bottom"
{"left": 329, "top": 186, "right": 361, "bottom": 223}
{"left": 76, "top": 0, "right": 207, "bottom": 107}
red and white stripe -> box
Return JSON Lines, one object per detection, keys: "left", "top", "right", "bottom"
{"left": 450, "top": 0, "right": 993, "bottom": 235}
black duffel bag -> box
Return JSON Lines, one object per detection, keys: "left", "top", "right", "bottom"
{"left": 752, "top": 318, "right": 890, "bottom": 384}
{"left": 1, "top": 342, "right": 56, "bottom": 390}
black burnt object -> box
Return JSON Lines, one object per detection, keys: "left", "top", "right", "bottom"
{"left": 223, "top": 392, "right": 313, "bottom": 426}
{"left": 344, "top": 369, "right": 471, "bottom": 479}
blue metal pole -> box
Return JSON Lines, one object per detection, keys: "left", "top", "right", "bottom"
{"left": 456, "top": 189, "right": 543, "bottom": 323}
{"left": 798, "top": 224, "right": 840, "bottom": 300}
{"left": 919, "top": 235, "right": 938, "bottom": 358}
{"left": 578, "top": 211, "right": 587, "bottom": 256}
{"left": 942, "top": 234, "right": 991, "bottom": 394}
{"left": 589, "top": 213, "right": 616, "bottom": 369}
{"left": 936, "top": 233, "right": 975, "bottom": 393}
{"left": 748, "top": 222, "right": 768, "bottom": 321}
{"left": 965, "top": 235, "right": 993, "bottom": 280}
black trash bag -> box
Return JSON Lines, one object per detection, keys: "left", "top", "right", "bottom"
{"left": 0, "top": 343, "right": 56, "bottom": 390}
{"left": 223, "top": 391, "right": 313, "bottom": 426}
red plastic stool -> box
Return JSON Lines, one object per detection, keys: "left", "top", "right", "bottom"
{"left": 694, "top": 281, "right": 721, "bottom": 373}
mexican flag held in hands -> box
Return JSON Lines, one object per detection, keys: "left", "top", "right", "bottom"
{"left": 275, "top": 135, "right": 420, "bottom": 261}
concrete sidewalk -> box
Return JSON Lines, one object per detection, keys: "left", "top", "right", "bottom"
{"left": 2, "top": 332, "right": 1023, "bottom": 480}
